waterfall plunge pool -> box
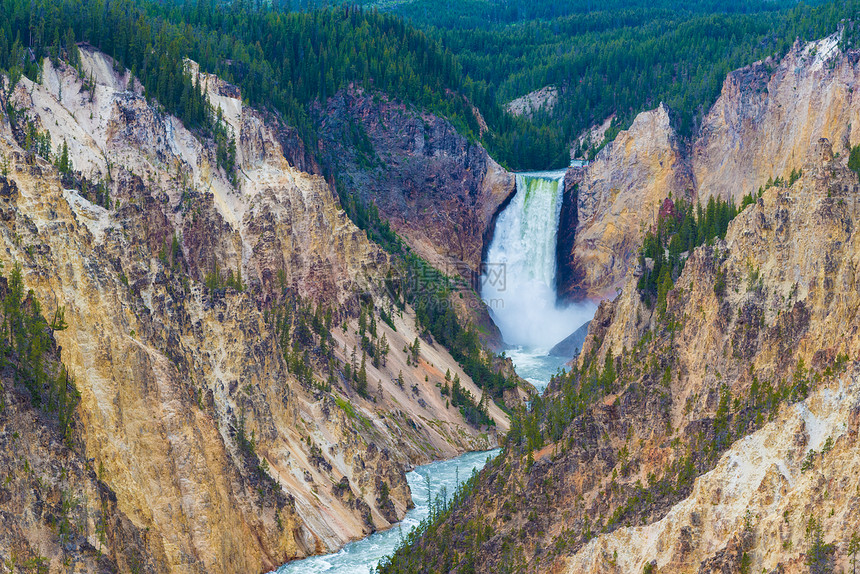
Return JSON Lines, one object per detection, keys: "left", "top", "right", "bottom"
{"left": 482, "top": 170, "right": 597, "bottom": 392}
{"left": 503, "top": 347, "right": 570, "bottom": 394}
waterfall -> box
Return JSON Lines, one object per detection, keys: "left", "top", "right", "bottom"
{"left": 482, "top": 170, "right": 595, "bottom": 351}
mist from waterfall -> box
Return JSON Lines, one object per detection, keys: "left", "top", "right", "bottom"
{"left": 482, "top": 171, "right": 596, "bottom": 352}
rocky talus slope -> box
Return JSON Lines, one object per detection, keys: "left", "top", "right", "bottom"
{"left": 559, "top": 33, "right": 860, "bottom": 301}
{"left": 0, "top": 47, "right": 507, "bottom": 573}
{"left": 380, "top": 135, "right": 860, "bottom": 573}
{"left": 506, "top": 86, "right": 559, "bottom": 119}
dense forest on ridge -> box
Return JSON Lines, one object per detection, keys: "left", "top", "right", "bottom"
{"left": 302, "top": 0, "right": 860, "bottom": 167}
{"left": 3, "top": 0, "right": 859, "bottom": 169}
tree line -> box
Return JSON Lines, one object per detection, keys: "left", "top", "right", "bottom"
{"left": 2, "top": 0, "right": 858, "bottom": 170}
{"left": 370, "top": 0, "right": 857, "bottom": 168}
{"left": 637, "top": 195, "right": 738, "bottom": 313}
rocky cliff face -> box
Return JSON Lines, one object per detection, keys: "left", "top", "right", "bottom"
{"left": 314, "top": 88, "right": 515, "bottom": 280}
{"left": 0, "top": 282, "right": 157, "bottom": 573}
{"left": 312, "top": 88, "right": 515, "bottom": 346}
{"left": 559, "top": 136, "right": 860, "bottom": 573}
{"left": 394, "top": 135, "right": 860, "bottom": 573}
{"left": 565, "top": 367, "right": 860, "bottom": 574}
{"left": 0, "top": 48, "right": 508, "bottom": 573}
{"left": 555, "top": 167, "right": 586, "bottom": 301}
{"left": 558, "top": 104, "right": 692, "bottom": 299}
{"left": 558, "top": 33, "right": 860, "bottom": 301}
{"left": 693, "top": 33, "right": 855, "bottom": 203}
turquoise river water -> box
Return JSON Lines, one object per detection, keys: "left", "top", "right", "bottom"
{"left": 276, "top": 449, "right": 501, "bottom": 574}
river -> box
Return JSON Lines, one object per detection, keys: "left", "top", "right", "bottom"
{"left": 276, "top": 449, "right": 501, "bottom": 574}
{"left": 504, "top": 347, "right": 571, "bottom": 394}
{"left": 275, "top": 346, "right": 562, "bottom": 574}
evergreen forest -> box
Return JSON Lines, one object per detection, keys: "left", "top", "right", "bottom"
{"left": 2, "top": 0, "right": 860, "bottom": 169}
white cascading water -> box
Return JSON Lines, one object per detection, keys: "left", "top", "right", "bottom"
{"left": 482, "top": 170, "right": 595, "bottom": 355}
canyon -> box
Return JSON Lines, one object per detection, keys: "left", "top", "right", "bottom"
{"left": 4, "top": 16, "right": 860, "bottom": 574}
{"left": 380, "top": 32, "right": 860, "bottom": 574}
{"left": 0, "top": 46, "right": 511, "bottom": 573}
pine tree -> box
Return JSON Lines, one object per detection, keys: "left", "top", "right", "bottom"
{"left": 357, "top": 351, "right": 368, "bottom": 397}
{"left": 849, "top": 532, "right": 859, "bottom": 574}
{"left": 805, "top": 516, "right": 834, "bottom": 574}
{"left": 656, "top": 263, "right": 673, "bottom": 316}
{"left": 358, "top": 307, "right": 367, "bottom": 337}
{"left": 411, "top": 337, "right": 420, "bottom": 364}
{"left": 601, "top": 348, "right": 616, "bottom": 394}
